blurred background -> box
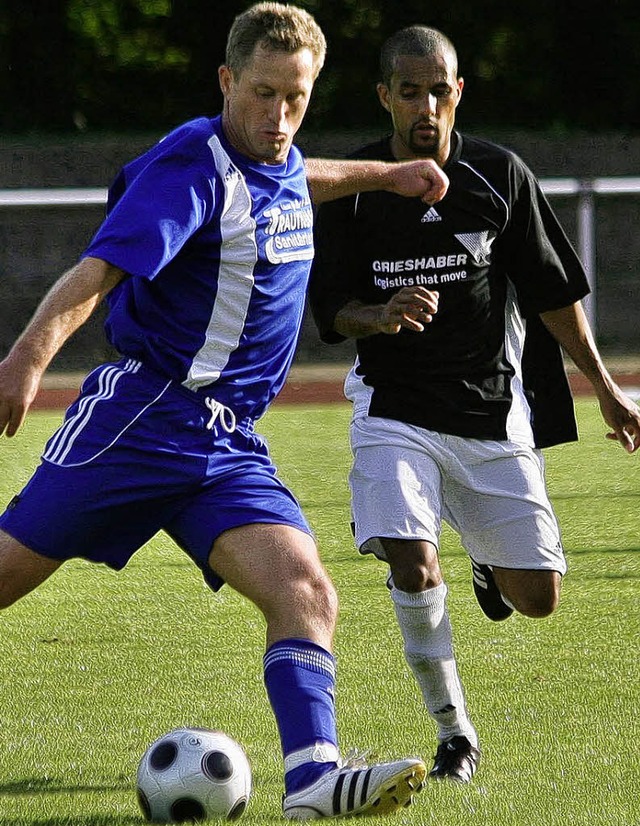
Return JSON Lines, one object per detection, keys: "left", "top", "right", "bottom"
{"left": 1, "top": 0, "right": 639, "bottom": 369}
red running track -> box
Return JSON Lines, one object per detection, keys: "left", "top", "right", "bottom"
{"left": 30, "top": 370, "right": 640, "bottom": 410}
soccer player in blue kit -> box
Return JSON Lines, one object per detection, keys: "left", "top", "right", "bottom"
{"left": 0, "top": 4, "right": 449, "bottom": 820}
{"left": 310, "top": 25, "right": 640, "bottom": 785}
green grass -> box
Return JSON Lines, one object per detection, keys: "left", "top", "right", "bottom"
{"left": 0, "top": 398, "right": 638, "bottom": 825}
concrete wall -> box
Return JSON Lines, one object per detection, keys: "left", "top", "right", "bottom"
{"left": 1, "top": 129, "right": 639, "bottom": 371}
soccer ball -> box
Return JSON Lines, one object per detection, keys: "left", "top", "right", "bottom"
{"left": 136, "top": 727, "right": 252, "bottom": 822}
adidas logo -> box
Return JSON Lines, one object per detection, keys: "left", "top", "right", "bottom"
{"left": 421, "top": 206, "right": 442, "bottom": 223}
{"left": 434, "top": 704, "right": 456, "bottom": 715}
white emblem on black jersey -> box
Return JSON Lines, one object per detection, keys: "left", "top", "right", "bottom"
{"left": 454, "top": 230, "right": 497, "bottom": 266}
{"left": 421, "top": 206, "right": 442, "bottom": 223}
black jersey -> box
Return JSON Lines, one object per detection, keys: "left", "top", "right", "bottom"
{"left": 309, "top": 133, "right": 589, "bottom": 448}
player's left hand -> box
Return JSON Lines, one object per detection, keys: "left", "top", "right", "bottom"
{"left": 379, "top": 286, "right": 439, "bottom": 333}
{"left": 600, "top": 389, "right": 640, "bottom": 453}
{"left": 390, "top": 159, "right": 449, "bottom": 204}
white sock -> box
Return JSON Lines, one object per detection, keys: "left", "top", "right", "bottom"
{"left": 390, "top": 581, "right": 478, "bottom": 747}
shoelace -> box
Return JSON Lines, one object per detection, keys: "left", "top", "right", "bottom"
{"left": 205, "top": 397, "right": 237, "bottom": 433}
{"left": 338, "top": 748, "right": 376, "bottom": 769}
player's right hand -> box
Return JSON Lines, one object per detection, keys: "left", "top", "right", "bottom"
{"left": 389, "top": 160, "right": 449, "bottom": 204}
{"left": 0, "top": 359, "right": 40, "bottom": 438}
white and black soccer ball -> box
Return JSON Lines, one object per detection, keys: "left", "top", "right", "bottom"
{"left": 136, "top": 727, "right": 252, "bottom": 822}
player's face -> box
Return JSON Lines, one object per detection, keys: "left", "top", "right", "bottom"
{"left": 377, "top": 51, "right": 463, "bottom": 166}
{"left": 219, "top": 44, "right": 316, "bottom": 164}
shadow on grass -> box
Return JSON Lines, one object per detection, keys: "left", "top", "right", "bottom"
{"left": 568, "top": 546, "right": 640, "bottom": 558}
{"left": 0, "top": 777, "right": 130, "bottom": 796}
{"left": 0, "top": 819, "right": 144, "bottom": 826}
{"left": 0, "top": 779, "right": 280, "bottom": 825}
{"left": 0, "top": 777, "right": 146, "bottom": 825}
{"left": 552, "top": 491, "right": 640, "bottom": 501}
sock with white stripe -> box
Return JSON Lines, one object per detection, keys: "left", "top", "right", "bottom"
{"left": 264, "top": 638, "right": 340, "bottom": 795}
{"left": 391, "top": 581, "right": 478, "bottom": 747}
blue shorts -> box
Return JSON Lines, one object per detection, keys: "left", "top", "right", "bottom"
{"left": 0, "top": 358, "right": 311, "bottom": 590}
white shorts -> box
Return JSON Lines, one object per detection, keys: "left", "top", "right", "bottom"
{"left": 349, "top": 415, "right": 566, "bottom": 574}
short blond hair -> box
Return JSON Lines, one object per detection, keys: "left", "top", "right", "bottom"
{"left": 226, "top": 2, "right": 327, "bottom": 79}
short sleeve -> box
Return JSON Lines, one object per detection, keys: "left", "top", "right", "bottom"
{"left": 499, "top": 162, "right": 589, "bottom": 316}
{"left": 83, "top": 149, "right": 214, "bottom": 279}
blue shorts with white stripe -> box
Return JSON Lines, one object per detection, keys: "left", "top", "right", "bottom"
{"left": 0, "top": 358, "right": 311, "bottom": 590}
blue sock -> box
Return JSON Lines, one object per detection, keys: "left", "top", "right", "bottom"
{"left": 263, "top": 638, "right": 340, "bottom": 794}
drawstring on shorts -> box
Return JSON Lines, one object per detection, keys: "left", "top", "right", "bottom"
{"left": 205, "top": 397, "right": 237, "bottom": 433}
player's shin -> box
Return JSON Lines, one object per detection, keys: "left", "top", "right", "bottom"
{"left": 390, "top": 581, "right": 477, "bottom": 746}
{"left": 263, "top": 638, "right": 340, "bottom": 795}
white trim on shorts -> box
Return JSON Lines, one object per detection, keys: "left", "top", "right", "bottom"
{"left": 43, "top": 359, "right": 163, "bottom": 466}
{"left": 349, "top": 415, "right": 566, "bottom": 575}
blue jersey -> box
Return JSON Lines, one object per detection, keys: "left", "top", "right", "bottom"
{"left": 83, "top": 116, "right": 314, "bottom": 421}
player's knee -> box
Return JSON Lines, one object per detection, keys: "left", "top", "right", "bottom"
{"left": 385, "top": 540, "right": 442, "bottom": 592}
{"left": 512, "top": 578, "right": 560, "bottom": 618}
{"left": 391, "top": 561, "right": 442, "bottom": 592}
{"left": 517, "top": 595, "right": 557, "bottom": 618}
{"left": 497, "top": 568, "right": 561, "bottom": 618}
{"left": 271, "top": 566, "right": 338, "bottom": 636}
{"left": 302, "top": 571, "right": 338, "bottom": 629}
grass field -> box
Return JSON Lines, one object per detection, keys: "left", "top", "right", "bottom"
{"left": 0, "top": 399, "right": 638, "bottom": 825}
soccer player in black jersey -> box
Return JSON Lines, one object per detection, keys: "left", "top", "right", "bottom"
{"left": 310, "top": 25, "right": 640, "bottom": 784}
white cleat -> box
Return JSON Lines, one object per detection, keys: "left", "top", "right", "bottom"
{"left": 283, "top": 757, "right": 427, "bottom": 820}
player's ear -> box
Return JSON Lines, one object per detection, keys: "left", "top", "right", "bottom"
{"left": 377, "top": 82, "right": 391, "bottom": 113}
{"left": 455, "top": 77, "right": 464, "bottom": 106}
{"left": 219, "top": 65, "right": 233, "bottom": 96}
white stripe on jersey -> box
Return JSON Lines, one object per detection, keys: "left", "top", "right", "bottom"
{"left": 44, "top": 359, "right": 142, "bottom": 465}
{"left": 457, "top": 160, "right": 510, "bottom": 230}
{"left": 503, "top": 280, "right": 535, "bottom": 446}
{"left": 182, "top": 135, "right": 257, "bottom": 391}
{"left": 343, "top": 357, "right": 372, "bottom": 419}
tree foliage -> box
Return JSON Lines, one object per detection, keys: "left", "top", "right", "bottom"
{"left": 1, "top": 0, "right": 639, "bottom": 134}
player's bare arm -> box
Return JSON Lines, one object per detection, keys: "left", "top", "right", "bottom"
{"left": 0, "top": 256, "right": 125, "bottom": 438}
{"left": 305, "top": 158, "right": 449, "bottom": 205}
{"left": 334, "top": 287, "right": 440, "bottom": 338}
{"left": 540, "top": 302, "right": 640, "bottom": 453}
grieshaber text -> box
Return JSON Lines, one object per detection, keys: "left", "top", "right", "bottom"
{"left": 373, "top": 253, "right": 468, "bottom": 290}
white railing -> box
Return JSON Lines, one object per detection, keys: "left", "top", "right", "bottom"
{"left": 540, "top": 177, "right": 640, "bottom": 328}
{"left": 0, "top": 188, "right": 107, "bottom": 207}
{"left": 3, "top": 177, "right": 640, "bottom": 331}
